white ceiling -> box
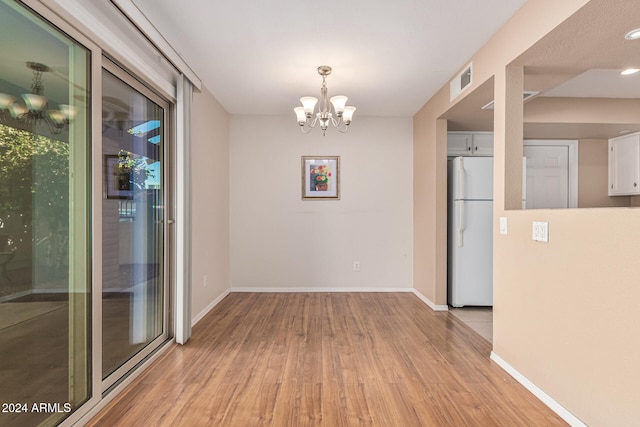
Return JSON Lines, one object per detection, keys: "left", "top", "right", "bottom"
{"left": 131, "top": 0, "right": 527, "bottom": 117}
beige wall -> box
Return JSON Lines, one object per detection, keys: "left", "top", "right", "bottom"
{"left": 191, "top": 86, "right": 230, "bottom": 322}
{"left": 230, "top": 115, "right": 413, "bottom": 290}
{"left": 415, "top": 0, "right": 640, "bottom": 425}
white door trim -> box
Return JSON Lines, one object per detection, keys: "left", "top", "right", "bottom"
{"left": 524, "top": 139, "right": 578, "bottom": 208}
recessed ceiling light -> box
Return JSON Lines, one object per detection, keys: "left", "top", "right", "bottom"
{"left": 621, "top": 68, "right": 640, "bottom": 75}
{"left": 624, "top": 28, "right": 640, "bottom": 40}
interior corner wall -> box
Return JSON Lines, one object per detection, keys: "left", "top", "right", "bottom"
{"left": 229, "top": 115, "right": 413, "bottom": 290}
{"left": 190, "top": 85, "right": 230, "bottom": 321}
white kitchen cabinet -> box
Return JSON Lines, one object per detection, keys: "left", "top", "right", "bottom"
{"left": 447, "top": 132, "right": 493, "bottom": 157}
{"left": 608, "top": 132, "right": 640, "bottom": 196}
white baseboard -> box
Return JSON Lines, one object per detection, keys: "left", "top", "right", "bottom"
{"left": 490, "top": 351, "right": 586, "bottom": 427}
{"left": 191, "top": 288, "right": 231, "bottom": 327}
{"left": 411, "top": 289, "right": 449, "bottom": 311}
{"left": 230, "top": 287, "right": 414, "bottom": 293}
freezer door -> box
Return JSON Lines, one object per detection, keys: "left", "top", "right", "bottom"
{"left": 452, "top": 156, "right": 494, "bottom": 200}
{"left": 449, "top": 199, "right": 493, "bottom": 307}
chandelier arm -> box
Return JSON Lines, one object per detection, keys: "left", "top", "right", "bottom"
{"left": 45, "top": 115, "right": 64, "bottom": 134}
{"left": 336, "top": 119, "right": 351, "bottom": 133}
{"left": 298, "top": 116, "right": 317, "bottom": 133}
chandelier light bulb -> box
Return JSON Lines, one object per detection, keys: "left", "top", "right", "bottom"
{"left": 294, "top": 106, "right": 306, "bottom": 124}
{"left": 300, "top": 97, "right": 318, "bottom": 116}
{"left": 330, "top": 96, "right": 348, "bottom": 115}
{"left": 59, "top": 104, "right": 77, "bottom": 120}
{"left": 48, "top": 109, "right": 66, "bottom": 125}
{"left": 8, "top": 103, "right": 27, "bottom": 118}
{"left": 342, "top": 106, "right": 356, "bottom": 124}
{"left": 22, "top": 93, "right": 47, "bottom": 111}
{"left": 0, "top": 93, "right": 15, "bottom": 110}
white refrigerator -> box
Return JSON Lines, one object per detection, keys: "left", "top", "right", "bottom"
{"left": 448, "top": 156, "right": 493, "bottom": 307}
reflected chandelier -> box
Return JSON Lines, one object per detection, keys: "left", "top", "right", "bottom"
{"left": 294, "top": 66, "right": 356, "bottom": 136}
{"left": 0, "top": 62, "right": 76, "bottom": 135}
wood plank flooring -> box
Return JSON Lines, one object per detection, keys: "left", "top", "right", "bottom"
{"left": 87, "top": 293, "right": 566, "bottom": 426}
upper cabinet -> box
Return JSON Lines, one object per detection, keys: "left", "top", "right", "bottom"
{"left": 447, "top": 132, "right": 493, "bottom": 157}
{"left": 608, "top": 132, "right": 640, "bottom": 196}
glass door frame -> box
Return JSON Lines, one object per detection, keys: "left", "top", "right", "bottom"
{"left": 98, "top": 57, "right": 173, "bottom": 393}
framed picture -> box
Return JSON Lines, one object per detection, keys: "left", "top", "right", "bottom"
{"left": 302, "top": 156, "right": 340, "bottom": 200}
{"left": 104, "top": 154, "right": 133, "bottom": 199}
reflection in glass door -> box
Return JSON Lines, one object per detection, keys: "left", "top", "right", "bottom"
{"left": 0, "top": 1, "right": 90, "bottom": 425}
{"left": 101, "top": 67, "right": 168, "bottom": 385}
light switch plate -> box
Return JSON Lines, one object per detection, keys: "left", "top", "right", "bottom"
{"left": 499, "top": 217, "right": 508, "bottom": 235}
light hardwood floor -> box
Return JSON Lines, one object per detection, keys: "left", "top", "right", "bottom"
{"left": 88, "top": 293, "right": 566, "bottom": 426}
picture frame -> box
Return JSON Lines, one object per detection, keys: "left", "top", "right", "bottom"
{"left": 302, "top": 156, "right": 340, "bottom": 200}
{"left": 104, "top": 154, "right": 133, "bottom": 199}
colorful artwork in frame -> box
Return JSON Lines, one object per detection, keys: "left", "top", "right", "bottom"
{"left": 301, "top": 156, "right": 340, "bottom": 200}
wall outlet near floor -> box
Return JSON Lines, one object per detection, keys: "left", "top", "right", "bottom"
{"left": 532, "top": 221, "right": 549, "bottom": 242}
{"left": 353, "top": 261, "right": 360, "bottom": 272}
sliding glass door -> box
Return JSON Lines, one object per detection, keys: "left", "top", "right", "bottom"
{"left": 0, "top": 1, "right": 90, "bottom": 426}
{"left": 0, "top": 2, "right": 174, "bottom": 424}
{"left": 101, "top": 65, "right": 170, "bottom": 387}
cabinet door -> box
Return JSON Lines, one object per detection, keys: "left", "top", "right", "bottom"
{"left": 447, "top": 133, "right": 472, "bottom": 156}
{"left": 472, "top": 133, "right": 494, "bottom": 156}
{"left": 609, "top": 134, "right": 640, "bottom": 195}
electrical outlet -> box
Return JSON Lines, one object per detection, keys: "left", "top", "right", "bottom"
{"left": 532, "top": 221, "right": 549, "bottom": 242}
{"left": 353, "top": 261, "right": 360, "bottom": 272}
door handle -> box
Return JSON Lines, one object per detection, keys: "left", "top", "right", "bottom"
{"left": 167, "top": 219, "right": 175, "bottom": 224}
{"left": 457, "top": 202, "right": 465, "bottom": 248}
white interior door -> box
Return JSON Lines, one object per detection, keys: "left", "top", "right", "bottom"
{"left": 524, "top": 144, "right": 571, "bottom": 209}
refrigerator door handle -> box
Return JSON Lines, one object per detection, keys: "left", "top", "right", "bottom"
{"left": 457, "top": 201, "right": 465, "bottom": 247}
{"left": 457, "top": 157, "right": 465, "bottom": 200}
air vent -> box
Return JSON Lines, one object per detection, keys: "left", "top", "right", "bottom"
{"left": 481, "top": 90, "right": 540, "bottom": 110}
{"left": 450, "top": 63, "right": 473, "bottom": 101}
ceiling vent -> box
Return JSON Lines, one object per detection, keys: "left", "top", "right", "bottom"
{"left": 450, "top": 63, "right": 473, "bottom": 101}
{"left": 481, "top": 90, "right": 540, "bottom": 110}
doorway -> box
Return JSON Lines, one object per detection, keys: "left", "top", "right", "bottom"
{"left": 523, "top": 140, "right": 578, "bottom": 209}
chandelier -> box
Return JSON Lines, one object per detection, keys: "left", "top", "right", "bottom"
{"left": 294, "top": 65, "right": 356, "bottom": 136}
{"left": 0, "top": 62, "right": 75, "bottom": 135}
